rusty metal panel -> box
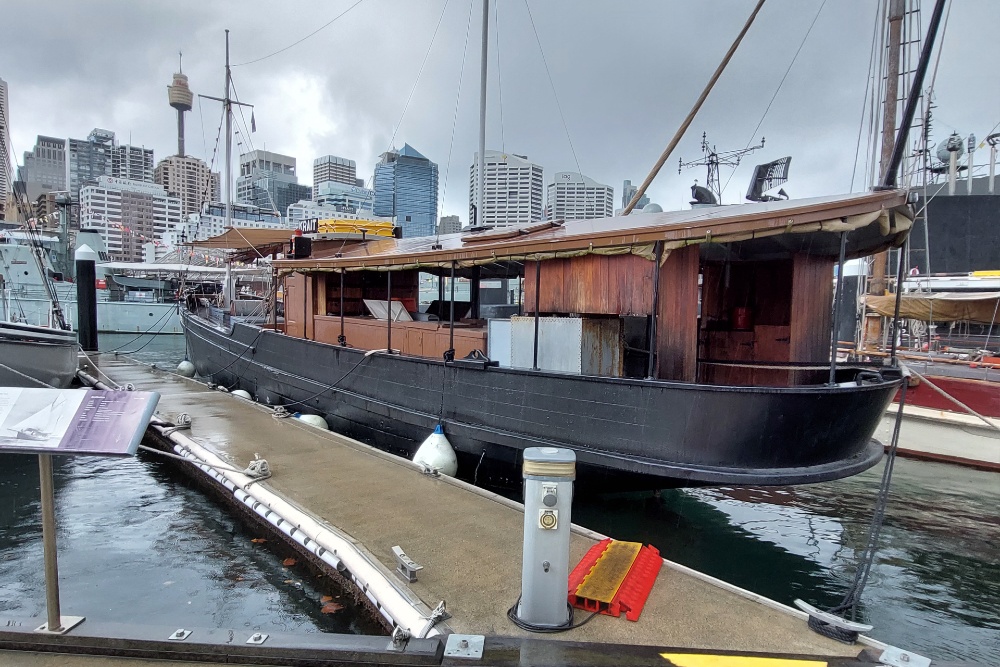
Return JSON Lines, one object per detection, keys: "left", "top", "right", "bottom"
{"left": 581, "top": 318, "right": 624, "bottom": 377}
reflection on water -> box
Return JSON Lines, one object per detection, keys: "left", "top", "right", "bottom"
{"left": 0, "top": 421, "right": 381, "bottom": 634}
{"left": 574, "top": 458, "right": 1000, "bottom": 663}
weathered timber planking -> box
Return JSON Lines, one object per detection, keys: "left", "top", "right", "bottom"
{"left": 525, "top": 255, "right": 653, "bottom": 315}
{"left": 656, "top": 245, "right": 700, "bottom": 382}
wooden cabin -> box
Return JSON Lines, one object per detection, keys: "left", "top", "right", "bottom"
{"left": 274, "top": 191, "right": 911, "bottom": 388}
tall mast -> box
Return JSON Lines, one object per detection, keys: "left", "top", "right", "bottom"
{"left": 224, "top": 30, "right": 233, "bottom": 237}
{"left": 477, "top": 0, "right": 488, "bottom": 227}
{"left": 224, "top": 30, "right": 234, "bottom": 309}
{"left": 198, "top": 29, "right": 253, "bottom": 312}
{"left": 868, "top": 0, "right": 904, "bottom": 302}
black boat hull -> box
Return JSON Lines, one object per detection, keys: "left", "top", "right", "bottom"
{"left": 182, "top": 310, "right": 895, "bottom": 490}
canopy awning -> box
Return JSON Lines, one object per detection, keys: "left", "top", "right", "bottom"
{"left": 184, "top": 228, "right": 295, "bottom": 252}
{"left": 865, "top": 292, "right": 1000, "bottom": 325}
{"left": 272, "top": 190, "right": 912, "bottom": 275}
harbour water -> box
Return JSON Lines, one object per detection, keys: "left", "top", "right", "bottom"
{"left": 2, "top": 333, "right": 995, "bottom": 662}
{"left": 1, "top": 335, "right": 383, "bottom": 637}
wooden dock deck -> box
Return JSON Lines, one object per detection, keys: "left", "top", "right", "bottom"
{"left": 51, "top": 354, "right": 876, "bottom": 660}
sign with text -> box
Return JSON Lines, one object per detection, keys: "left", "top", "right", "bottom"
{"left": 0, "top": 388, "right": 159, "bottom": 456}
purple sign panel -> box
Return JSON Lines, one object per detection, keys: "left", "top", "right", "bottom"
{"left": 0, "top": 388, "right": 160, "bottom": 456}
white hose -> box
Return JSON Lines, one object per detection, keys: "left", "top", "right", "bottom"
{"left": 152, "top": 424, "right": 443, "bottom": 638}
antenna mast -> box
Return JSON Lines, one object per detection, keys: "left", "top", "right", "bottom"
{"left": 678, "top": 132, "right": 765, "bottom": 204}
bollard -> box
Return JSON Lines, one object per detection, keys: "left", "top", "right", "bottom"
{"left": 516, "top": 447, "right": 575, "bottom": 628}
{"left": 75, "top": 244, "right": 98, "bottom": 352}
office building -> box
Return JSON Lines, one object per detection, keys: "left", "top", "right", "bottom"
{"left": 469, "top": 151, "right": 543, "bottom": 227}
{"left": 67, "top": 129, "right": 155, "bottom": 204}
{"left": 438, "top": 215, "right": 461, "bottom": 235}
{"left": 545, "top": 172, "right": 614, "bottom": 221}
{"left": 236, "top": 149, "right": 311, "bottom": 219}
{"left": 621, "top": 179, "right": 649, "bottom": 211}
{"left": 313, "top": 155, "right": 359, "bottom": 198}
{"left": 111, "top": 144, "right": 154, "bottom": 183}
{"left": 17, "top": 135, "right": 67, "bottom": 202}
{"left": 287, "top": 199, "right": 391, "bottom": 230}
{"left": 80, "top": 175, "right": 181, "bottom": 262}
{"left": 314, "top": 180, "right": 376, "bottom": 213}
{"left": 161, "top": 201, "right": 291, "bottom": 252}
{"left": 154, "top": 155, "right": 220, "bottom": 217}
{"left": 373, "top": 144, "right": 439, "bottom": 238}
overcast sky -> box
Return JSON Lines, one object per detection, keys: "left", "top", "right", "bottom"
{"left": 3, "top": 0, "right": 998, "bottom": 219}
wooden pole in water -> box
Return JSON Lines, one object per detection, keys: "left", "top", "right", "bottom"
{"left": 622, "top": 0, "right": 766, "bottom": 215}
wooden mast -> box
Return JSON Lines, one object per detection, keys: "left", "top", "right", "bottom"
{"left": 867, "top": 0, "right": 905, "bottom": 325}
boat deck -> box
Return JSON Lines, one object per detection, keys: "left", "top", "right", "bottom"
{"left": 57, "top": 355, "right": 869, "bottom": 659}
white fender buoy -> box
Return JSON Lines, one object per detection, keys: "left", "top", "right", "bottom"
{"left": 176, "top": 360, "right": 196, "bottom": 377}
{"left": 296, "top": 413, "right": 329, "bottom": 430}
{"left": 413, "top": 425, "right": 458, "bottom": 477}
{"left": 231, "top": 389, "right": 252, "bottom": 400}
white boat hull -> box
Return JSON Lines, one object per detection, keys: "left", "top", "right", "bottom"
{"left": 0, "top": 322, "right": 78, "bottom": 388}
{"left": 5, "top": 295, "right": 181, "bottom": 334}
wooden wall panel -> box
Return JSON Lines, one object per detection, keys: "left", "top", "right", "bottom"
{"left": 524, "top": 255, "right": 654, "bottom": 315}
{"left": 304, "top": 274, "right": 315, "bottom": 340}
{"left": 790, "top": 253, "right": 834, "bottom": 363}
{"left": 284, "top": 273, "right": 306, "bottom": 338}
{"left": 655, "top": 245, "right": 700, "bottom": 382}
{"left": 313, "top": 316, "right": 487, "bottom": 359}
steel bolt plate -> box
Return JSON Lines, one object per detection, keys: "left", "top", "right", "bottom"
{"left": 444, "top": 633, "right": 485, "bottom": 659}
{"left": 880, "top": 645, "right": 931, "bottom": 667}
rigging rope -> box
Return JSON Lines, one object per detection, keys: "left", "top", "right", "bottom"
{"left": 522, "top": 0, "right": 581, "bottom": 175}
{"left": 720, "top": 0, "right": 827, "bottom": 199}
{"left": 384, "top": 0, "right": 452, "bottom": 153}
{"left": 494, "top": 0, "right": 506, "bottom": 154}
{"left": 436, "top": 0, "right": 476, "bottom": 229}
{"left": 233, "top": 0, "right": 369, "bottom": 67}
{"left": 807, "top": 381, "right": 908, "bottom": 643}
{"left": 850, "top": 1, "right": 884, "bottom": 192}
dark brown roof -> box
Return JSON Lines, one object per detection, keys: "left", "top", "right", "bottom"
{"left": 274, "top": 190, "right": 910, "bottom": 271}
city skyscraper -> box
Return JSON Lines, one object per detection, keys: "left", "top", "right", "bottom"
{"left": 111, "top": 144, "right": 154, "bottom": 182}
{"left": 154, "top": 155, "right": 220, "bottom": 217}
{"left": 373, "top": 144, "right": 439, "bottom": 238}
{"left": 236, "top": 149, "right": 311, "bottom": 219}
{"left": 66, "top": 128, "right": 155, "bottom": 210}
{"left": 545, "top": 172, "right": 614, "bottom": 221}
{"left": 80, "top": 175, "right": 181, "bottom": 262}
{"left": 66, "top": 129, "right": 115, "bottom": 202}
{"left": 469, "top": 151, "right": 543, "bottom": 228}
{"left": 438, "top": 214, "right": 461, "bottom": 235}
{"left": 313, "top": 155, "right": 359, "bottom": 198}
{"left": 18, "top": 136, "right": 67, "bottom": 202}
{"left": 621, "top": 179, "right": 649, "bottom": 211}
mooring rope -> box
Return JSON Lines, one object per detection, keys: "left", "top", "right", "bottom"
{"left": 0, "top": 360, "right": 55, "bottom": 387}
{"left": 903, "top": 364, "right": 1000, "bottom": 433}
{"left": 806, "top": 381, "right": 909, "bottom": 643}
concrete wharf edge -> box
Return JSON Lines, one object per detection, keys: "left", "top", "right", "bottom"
{"left": 70, "top": 354, "right": 877, "bottom": 658}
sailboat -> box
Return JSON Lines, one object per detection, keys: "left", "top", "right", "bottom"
{"left": 0, "top": 107, "right": 78, "bottom": 389}
{"left": 181, "top": 5, "right": 940, "bottom": 490}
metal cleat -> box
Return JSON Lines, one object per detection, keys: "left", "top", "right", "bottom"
{"left": 392, "top": 545, "right": 423, "bottom": 583}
